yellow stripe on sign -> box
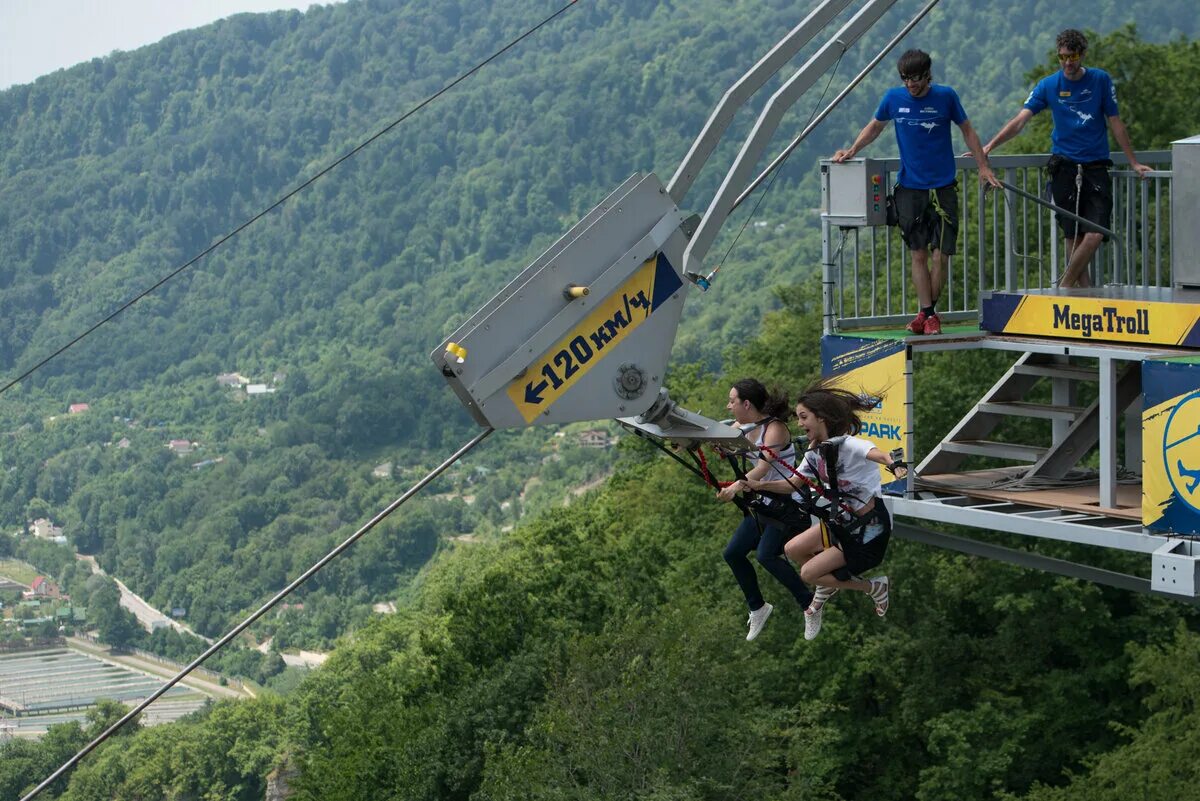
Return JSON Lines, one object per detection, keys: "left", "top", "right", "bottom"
{"left": 507, "top": 256, "right": 660, "bottom": 423}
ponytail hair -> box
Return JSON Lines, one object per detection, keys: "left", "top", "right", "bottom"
{"left": 731, "top": 378, "right": 790, "bottom": 420}
{"left": 794, "top": 377, "right": 882, "bottom": 437}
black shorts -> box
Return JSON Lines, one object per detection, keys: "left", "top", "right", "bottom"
{"left": 824, "top": 501, "right": 891, "bottom": 576}
{"left": 1049, "top": 160, "right": 1113, "bottom": 240}
{"left": 894, "top": 184, "right": 958, "bottom": 254}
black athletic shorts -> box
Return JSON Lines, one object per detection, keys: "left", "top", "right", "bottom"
{"left": 824, "top": 500, "right": 891, "bottom": 577}
{"left": 894, "top": 183, "right": 958, "bottom": 254}
{"left": 1049, "top": 160, "right": 1113, "bottom": 240}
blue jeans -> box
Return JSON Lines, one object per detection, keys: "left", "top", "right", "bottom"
{"left": 723, "top": 514, "right": 813, "bottom": 612}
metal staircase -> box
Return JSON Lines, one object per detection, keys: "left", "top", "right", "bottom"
{"left": 917, "top": 351, "right": 1140, "bottom": 481}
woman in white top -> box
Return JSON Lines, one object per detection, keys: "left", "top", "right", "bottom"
{"left": 747, "top": 378, "right": 906, "bottom": 641}
{"left": 717, "top": 379, "right": 815, "bottom": 641}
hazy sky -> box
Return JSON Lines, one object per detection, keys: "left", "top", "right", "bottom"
{"left": 0, "top": 0, "right": 346, "bottom": 90}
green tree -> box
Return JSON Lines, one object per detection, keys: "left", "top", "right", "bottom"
{"left": 87, "top": 577, "right": 141, "bottom": 649}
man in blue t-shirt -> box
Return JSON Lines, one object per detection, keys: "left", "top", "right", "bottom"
{"left": 834, "top": 50, "right": 999, "bottom": 336}
{"left": 984, "top": 29, "right": 1150, "bottom": 288}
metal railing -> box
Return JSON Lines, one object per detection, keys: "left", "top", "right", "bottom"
{"left": 823, "top": 150, "right": 1173, "bottom": 333}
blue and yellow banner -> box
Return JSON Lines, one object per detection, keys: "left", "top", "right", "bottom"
{"left": 982, "top": 292, "right": 1200, "bottom": 347}
{"left": 1143, "top": 358, "right": 1200, "bottom": 533}
{"left": 821, "top": 334, "right": 907, "bottom": 493}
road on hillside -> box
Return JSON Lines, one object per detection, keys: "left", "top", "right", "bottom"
{"left": 255, "top": 636, "right": 328, "bottom": 668}
{"left": 76, "top": 555, "right": 214, "bottom": 644}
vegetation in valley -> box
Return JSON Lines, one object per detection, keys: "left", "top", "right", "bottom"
{"left": 2, "top": 1, "right": 1200, "bottom": 798}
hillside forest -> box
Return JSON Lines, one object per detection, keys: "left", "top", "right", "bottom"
{"left": 3, "top": 0, "right": 1200, "bottom": 798}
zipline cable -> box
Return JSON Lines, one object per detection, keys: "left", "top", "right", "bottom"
{"left": 0, "top": 0, "right": 581, "bottom": 399}
{"left": 20, "top": 427, "right": 494, "bottom": 801}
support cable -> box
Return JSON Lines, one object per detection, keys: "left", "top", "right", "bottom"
{"left": 733, "top": 0, "right": 943, "bottom": 209}
{"left": 20, "top": 427, "right": 494, "bottom": 801}
{"left": 702, "top": 48, "right": 847, "bottom": 287}
{"left": 0, "top": 0, "right": 581, "bottom": 399}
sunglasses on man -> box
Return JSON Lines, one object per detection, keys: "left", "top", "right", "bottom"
{"left": 1057, "top": 52, "right": 1082, "bottom": 62}
{"left": 899, "top": 71, "right": 930, "bottom": 82}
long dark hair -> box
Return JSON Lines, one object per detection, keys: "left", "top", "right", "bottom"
{"left": 731, "top": 378, "right": 790, "bottom": 420}
{"left": 795, "top": 377, "right": 882, "bottom": 437}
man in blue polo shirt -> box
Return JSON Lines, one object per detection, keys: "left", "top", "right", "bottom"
{"left": 984, "top": 29, "right": 1150, "bottom": 288}
{"left": 834, "top": 49, "right": 999, "bottom": 335}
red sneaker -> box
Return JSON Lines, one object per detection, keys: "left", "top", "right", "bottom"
{"left": 923, "top": 313, "right": 942, "bottom": 335}
{"left": 905, "top": 312, "right": 927, "bottom": 335}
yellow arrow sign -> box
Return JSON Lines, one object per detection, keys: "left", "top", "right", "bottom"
{"left": 507, "top": 253, "right": 681, "bottom": 423}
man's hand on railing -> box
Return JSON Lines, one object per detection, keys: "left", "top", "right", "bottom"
{"left": 978, "top": 164, "right": 1003, "bottom": 190}
{"left": 1130, "top": 161, "right": 1152, "bottom": 179}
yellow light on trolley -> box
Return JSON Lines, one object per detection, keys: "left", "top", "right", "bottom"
{"left": 445, "top": 342, "right": 468, "bottom": 364}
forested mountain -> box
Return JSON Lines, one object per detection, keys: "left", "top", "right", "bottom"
{"left": 2, "top": 0, "right": 1200, "bottom": 797}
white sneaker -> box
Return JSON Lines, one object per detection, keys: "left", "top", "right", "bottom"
{"left": 803, "top": 602, "right": 825, "bottom": 641}
{"left": 746, "top": 602, "right": 773, "bottom": 641}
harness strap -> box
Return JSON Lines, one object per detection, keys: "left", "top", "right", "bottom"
{"left": 758, "top": 443, "right": 859, "bottom": 521}
{"left": 925, "top": 186, "right": 953, "bottom": 251}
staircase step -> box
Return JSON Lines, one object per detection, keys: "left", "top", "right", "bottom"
{"left": 939, "top": 439, "right": 1048, "bottom": 462}
{"left": 1013, "top": 363, "right": 1098, "bottom": 381}
{"left": 977, "top": 401, "right": 1085, "bottom": 421}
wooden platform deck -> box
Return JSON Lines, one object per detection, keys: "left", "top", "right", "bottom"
{"left": 918, "top": 468, "right": 1141, "bottom": 521}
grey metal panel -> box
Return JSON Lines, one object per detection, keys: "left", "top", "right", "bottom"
{"left": 1154, "top": 539, "right": 1200, "bottom": 596}
{"left": 438, "top": 173, "right": 646, "bottom": 349}
{"left": 1013, "top": 362, "right": 1098, "bottom": 381}
{"left": 910, "top": 334, "right": 1175, "bottom": 362}
{"left": 890, "top": 496, "right": 1164, "bottom": 553}
{"left": 468, "top": 209, "right": 683, "bottom": 401}
{"left": 1172, "top": 136, "right": 1200, "bottom": 287}
{"left": 977, "top": 401, "right": 1083, "bottom": 421}
{"left": 446, "top": 174, "right": 677, "bottom": 390}
{"left": 823, "top": 159, "right": 888, "bottom": 227}
{"left": 1099, "top": 357, "right": 1118, "bottom": 507}
{"left": 938, "top": 440, "right": 1048, "bottom": 461}
{"left": 432, "top": 173, "right": 690, "bottom": 428}
{"left": 892, "top": 522, "right": 1158, "bottom": 596}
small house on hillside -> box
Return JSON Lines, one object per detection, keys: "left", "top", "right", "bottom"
{"left": 68, "top": 403, "right": 90, "bottom": 414}
{"left": 217, "top": 372, "right": 248, "bottom": 387}
{"left": 373, "top": 463, "right": 393, "bottom": 479}
{"left": 246, "top": 384, "right": 276, "bottom": 396}
{"left": 27, "top": 577, "right": 61, "bottom": 598}
{"left": 29, "top": 518, "right": 65, "bottom": 541}
{"left": 168, "top": 439, "right": 194, "bottom": 455}
{"left": 578, "top": 430, "right": 612, "bottom": 448}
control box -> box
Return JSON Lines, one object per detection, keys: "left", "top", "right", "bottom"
{"left": 821, "top": 158, "right": 887, "bottom": 227}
